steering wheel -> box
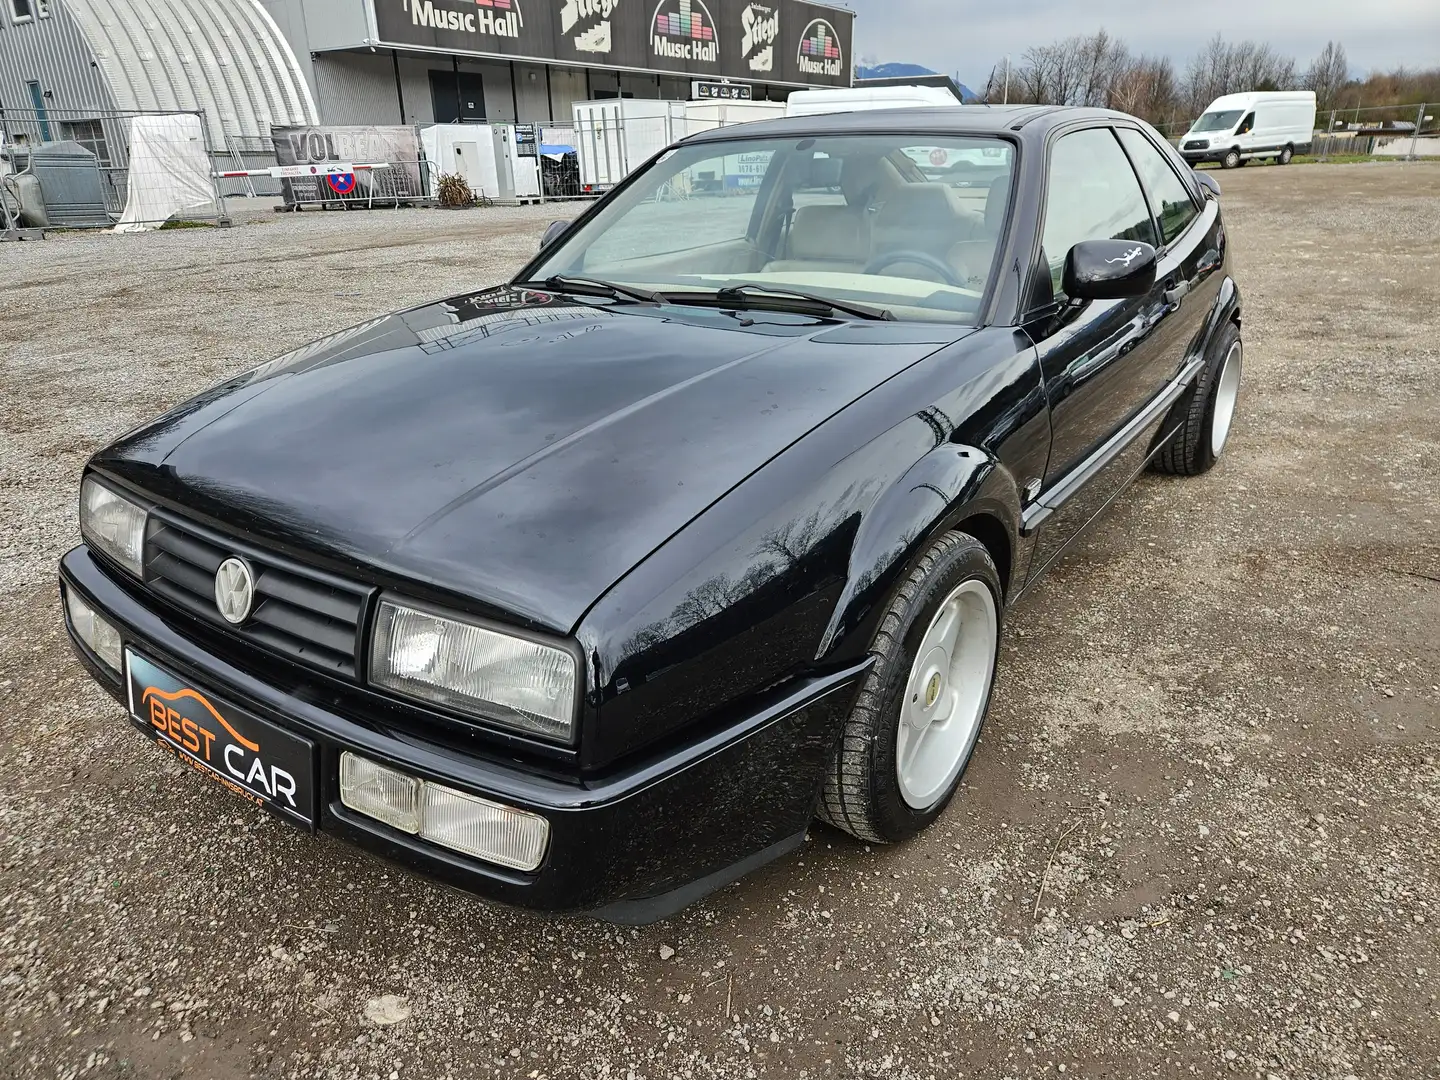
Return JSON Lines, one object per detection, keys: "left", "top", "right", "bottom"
{"left": 863, "top": 250, "right": 963, "bottom": 287}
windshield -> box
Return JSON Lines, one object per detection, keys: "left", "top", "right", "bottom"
{"left": 525, "top": 133, "right": 1016, "bottom": 324}
{"left": 1191, "top": 110, "right": 1244, "bottom": 133}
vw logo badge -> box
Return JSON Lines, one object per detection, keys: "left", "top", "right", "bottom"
{"left": 214, "top": 557, "right": 255, "bottom": 625}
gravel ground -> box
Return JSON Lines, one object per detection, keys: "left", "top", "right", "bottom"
{"left": 2, "top": 164, "right": 1438, "bottom": 1080}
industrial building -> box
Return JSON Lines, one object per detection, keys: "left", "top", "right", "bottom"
{"left": 1, "top": 0, "right": 855, "bottom": 153}
{"left": 0, "top": 0, "right": 317, "bottom": 158}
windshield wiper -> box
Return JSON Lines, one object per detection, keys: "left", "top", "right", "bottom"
{"left": 516, "top": 275, "right": 667, "bottom": 305}
{"left": 706, "top": 283, "right": 894, "bottom": 322}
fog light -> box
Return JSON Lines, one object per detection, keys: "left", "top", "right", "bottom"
{"left": 339, "top": 752, "right": 550, "bottom": 872}
{"left": 65, "top": 588, "right": 122, "bottom": 673}
{"left": 339, "top": 753, "right": 420, "bottom": 833}
{"left": 421, "top": 784, "right": 549, "bottom": 872}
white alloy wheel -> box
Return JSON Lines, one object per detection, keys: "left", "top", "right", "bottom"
{"left": 1210, "top": 338, "right": 1243, "bottom": 457}
{"left": 895, "top": 579, "right": 998, "bottom": 810}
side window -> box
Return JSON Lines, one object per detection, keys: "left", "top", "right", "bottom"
{"left": 1040, "top": 127, "right": 1156, "bottom": 294}
{"left": 1117, "top": 128, "right": 1200, "bottom": 246}
{"left": 1238, "top": 112, "right": 1255, "bottom": 135}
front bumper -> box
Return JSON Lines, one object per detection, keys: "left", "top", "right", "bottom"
{"left": 60, "top": 546, "right": 864, "bottom": 922}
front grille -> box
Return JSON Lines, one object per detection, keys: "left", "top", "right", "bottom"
{"left": 143, "top": 511, "right": 373, "bottom": 679}
{"left": 1183, "top": 139, "right": 1208, "bottom": 151}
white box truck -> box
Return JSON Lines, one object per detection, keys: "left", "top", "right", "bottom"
{"left": 1179, "top": 91, "right": 1316, "bottom": 169}
{"left": 785, "top": 85, "right": 959, "bottom": 118}
{"left": 572, "top": 99, "right": 688, "bottom": 193}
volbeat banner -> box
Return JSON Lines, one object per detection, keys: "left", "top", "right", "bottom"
{"left": 271, "top": 125, "right": 428, "bottom": 205}
{"left": 370, "top": 0, "right": 852, "bottom": 86}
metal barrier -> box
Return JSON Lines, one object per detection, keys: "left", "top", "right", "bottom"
{"left": 537, "top": 124, "right": 585, "bottom": 201}
{"left": 0, "top": 105, "right": 229, "bottom": 228}
{"left": 1316, "top": 102, "right": 1435, "bottom": 161}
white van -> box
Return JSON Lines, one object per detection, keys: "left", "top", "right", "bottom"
{"left": 1179, "top": 91, "right": 1316, "bottom": 168}
{"left": 785, "top": 85, "right": 958, "bottom": 118}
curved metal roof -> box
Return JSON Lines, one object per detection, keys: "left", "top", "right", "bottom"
{"left": 60, "top": 0, "right": 318, "bottom": 143}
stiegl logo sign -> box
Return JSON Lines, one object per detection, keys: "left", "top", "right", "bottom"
{"left": 651, "top": 0, "right": 718, "bottom": 63}
{"left": 403, "top": 0, "right": 524, "bottom": 39}
{"left": 561, "top": 0, "right": 617, "bottom": 53}
{"left": 739, "top": 3, "right": 777, "bottom": 73}
{"left": 796, "top": 17, "right": 842, "bottom": 77}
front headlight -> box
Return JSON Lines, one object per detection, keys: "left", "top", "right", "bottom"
{"left": 370, "top": 599, "right": 579, "bottom": 743}
{"left": 79, "top": 477, "right": 147, "bottom": 578}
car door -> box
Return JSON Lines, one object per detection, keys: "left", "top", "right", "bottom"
{"left": 1114, "top": 124, "right": 1216, "bottom": 414}
{"left": 1021, "top": 124, "right": 1183, "bottom": 578}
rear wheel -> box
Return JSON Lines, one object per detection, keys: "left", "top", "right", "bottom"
{"left": 818, "top": 532, "right": 1001, "bottom": 844}
{"left": 1221, "top": 148, "right": 1242, "bottom": 169}
{"left": 1278, "top": 145, "right": 1294, "bottom": 165}
{"left": 1152, "top": 322, "right": 1243, "bottom": 476}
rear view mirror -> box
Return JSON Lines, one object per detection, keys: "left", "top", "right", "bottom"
{"left": 539, "top": 219, "right": 571, "bottom": 250}
{"left": 1062, "top": 239, "right": 1157, "bottom": 301}
{"left": 1194, "top": 171, "right": 1221, "bottom": 198}
{"left": 806, "top": 156, "right": 844, "bottom": 188}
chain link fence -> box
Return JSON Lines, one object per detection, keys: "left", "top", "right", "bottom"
{"left": 0, "top": 106, "right": 229, "bottom": 229}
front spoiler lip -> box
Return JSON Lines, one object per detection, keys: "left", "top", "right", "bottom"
{"left": 59, "top": 545, "right": 867, "bottom": 917}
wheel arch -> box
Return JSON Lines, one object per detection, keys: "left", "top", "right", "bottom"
{"left": 815, "top": 445, "right": 1021, "bottom": 665}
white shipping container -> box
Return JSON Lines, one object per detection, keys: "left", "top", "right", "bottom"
{"left": 682, "top": 100, "right": 787, "bottom": 135}
{"left": 572, "top": 99, "right": 688, "bottom": 190}
{"left": 420, "top": 124, "right": 541, "bottom": 204}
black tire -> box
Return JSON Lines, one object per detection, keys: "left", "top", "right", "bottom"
{"left": 818, "top": 532, "right": 1002, "bottom": 844}
{"left": 1221, "top": 148, "right": 1242, "bottom": 169}
{"left": 1151, "top": 321, "right": 1243, "bottom": 476}
{"left": 1278, "top": 145, "right": 1294, "bottom": 165}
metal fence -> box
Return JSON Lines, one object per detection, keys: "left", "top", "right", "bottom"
{"left": 1314, "top": 102, "right": 1436, "bottom": 160}
{"left": 1158, "top": 101, "right": 1437, "bottom": 161}
{"left": 0, "top": 105, "right": 229, "bottom": 229}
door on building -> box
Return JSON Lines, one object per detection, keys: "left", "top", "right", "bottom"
{"left": 430, "top": 71, "right": 486, "bottom": 124}
{"left": 27, "top": 81, "right": 52, "bottom": 142}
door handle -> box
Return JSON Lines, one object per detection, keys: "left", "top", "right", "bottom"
{"left": 1163, "top": 280, "right": 1191, "bottom": 306}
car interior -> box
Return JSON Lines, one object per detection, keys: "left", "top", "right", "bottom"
{"left": 547, "top": 135, "right": 1017, "bottom": 319}
{"left": 763, "top": 151, "right": 1013, "bottom": 292}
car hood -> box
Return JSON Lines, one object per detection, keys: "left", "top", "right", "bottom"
{"left": 98, "top": 287, "right": 969, "bottom": 632}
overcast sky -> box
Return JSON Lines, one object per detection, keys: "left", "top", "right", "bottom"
{"left": 845, "top": 0, "right": 1440, "bottom": 86}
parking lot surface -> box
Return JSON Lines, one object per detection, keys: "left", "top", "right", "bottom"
{"left": 3, "top": 164, "right": 1438, "bottom": 1080}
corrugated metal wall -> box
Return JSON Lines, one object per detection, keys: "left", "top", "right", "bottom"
{"left": 57, "top": 0, "right": 318, "bottom": 146}
{"left": 0, "top": 4, "right": 118, "bottom": 127}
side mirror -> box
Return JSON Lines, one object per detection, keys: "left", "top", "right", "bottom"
{"left": 1062, "top": 239, "right": 1157, "bottom": 301}
{"left": 1194, "top": 170, "right": 1221, "bottom": 198}
{"left": 539, "top": 219, "right": 571, "bottom": 250}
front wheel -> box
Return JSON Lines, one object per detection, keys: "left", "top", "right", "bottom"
{"left": 1278, "top": 145, "right": 1294, "bottom": 165}
{"left": 818, "top": 532, "right": 1002, "bottom": 844}
{"left": 1221, "top": 149, "right": 1242, "bottom": 169}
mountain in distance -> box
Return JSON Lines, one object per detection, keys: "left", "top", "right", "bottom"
{"left": 854, "top": 62, "right": 979, "bottom": 102}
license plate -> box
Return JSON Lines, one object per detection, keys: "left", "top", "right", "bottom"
{"left": 125, "top": 650, "right": 316, "bottom": 827}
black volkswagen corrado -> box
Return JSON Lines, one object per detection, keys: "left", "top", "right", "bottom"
{"left": 61, "top": 106, "right": 1242, "bottom": 922}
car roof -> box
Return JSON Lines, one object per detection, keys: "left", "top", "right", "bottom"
{"left": 681, "top": 104, "right": 1139, "bottom": 144}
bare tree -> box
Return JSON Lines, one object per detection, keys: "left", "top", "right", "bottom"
{"left": 1305, "top": 40, "right": 1349, "bottom": 112}
{"left": 1183, "top": 34, "right": 1299, "bottom": 115}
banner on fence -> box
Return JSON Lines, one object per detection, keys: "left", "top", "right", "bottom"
{"left": 270, "top": 125, "right": 427, "bottom": 205}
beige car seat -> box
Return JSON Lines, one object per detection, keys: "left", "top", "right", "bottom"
{"left": 869, "top": 183, "right": 985, "bottom": 281}
{"left": 765, "top": 156, "right": 900, "bottom": 273}
{"left": 947, "top": 175, "right": 1012, "bottom": 291}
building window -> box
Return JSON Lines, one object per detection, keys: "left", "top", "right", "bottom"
{"left": 59, "top": 119, "right": 112, "bottom": 165}
{"left": 11, "top": 0, "right": 35, "bottom": 22}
